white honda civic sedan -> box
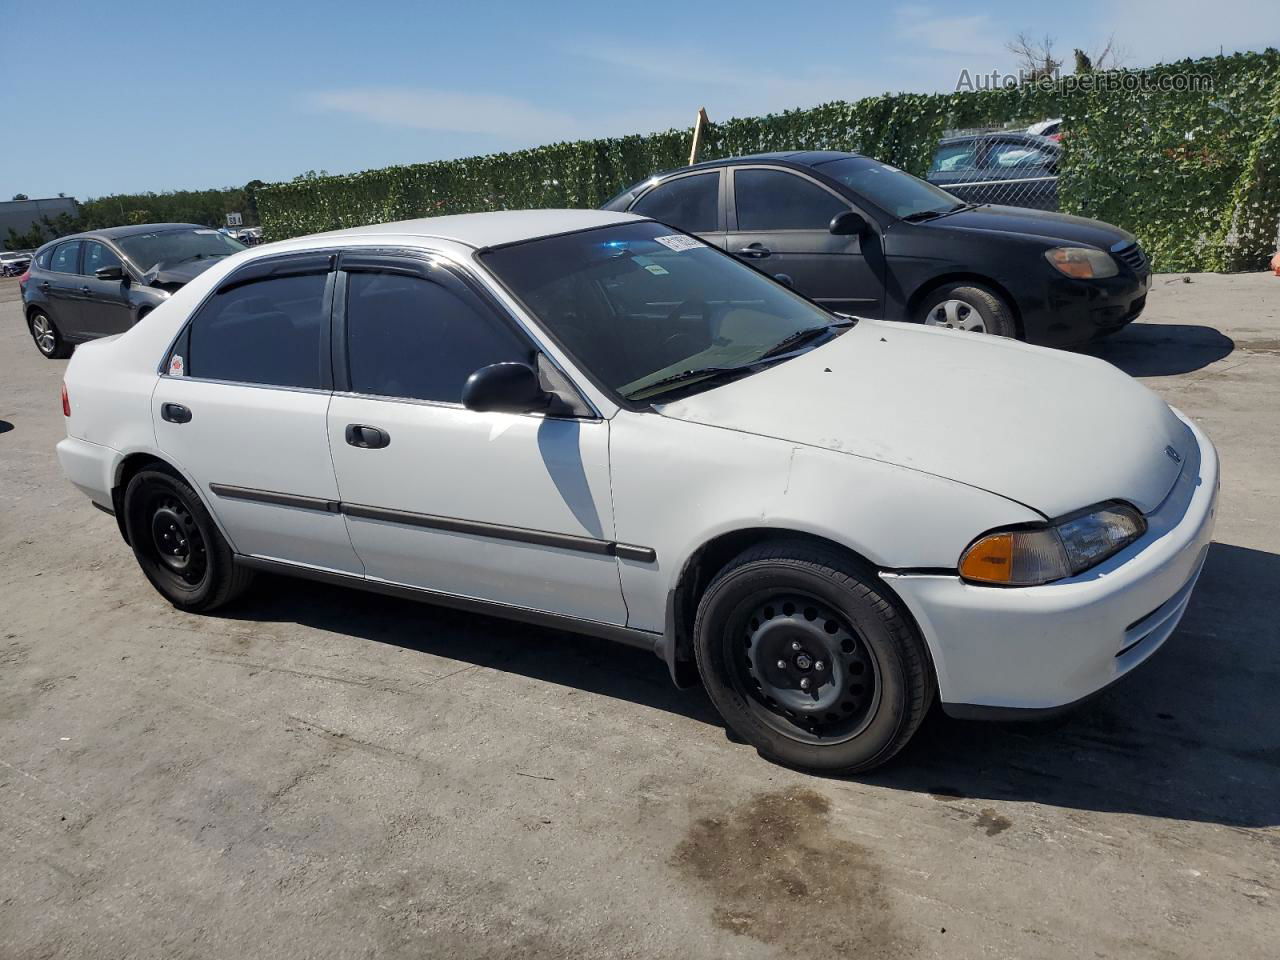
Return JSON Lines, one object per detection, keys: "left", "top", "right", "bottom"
{"left": 56, "top": 209, "right": 1218, "bottom": 772}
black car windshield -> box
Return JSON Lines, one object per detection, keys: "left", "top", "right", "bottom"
{"left": 480, "top": 221, "right": 842, "bottom": 402}
{"left": 116, "top": 228, "right": 246, "bottom": 272}
{"left": 818, "top": 157, "right": 962, "bottom": 219}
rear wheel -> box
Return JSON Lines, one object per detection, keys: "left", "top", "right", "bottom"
{"left": 917, "top": 283, "right": 1017, "bottom": 338}
{"left": 29, "top": 310, "right": 71, "bottom": 358}
{"left": 693, "top": 541, "right": 934, "bottom": 774}
{"left": 122, "top": 467, "right": 253, "bottom": 611}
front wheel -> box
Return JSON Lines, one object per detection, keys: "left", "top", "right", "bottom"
{"left": 122, "top": 467, "right": 253, "bottom": 611}
{"left": 693, "top": 541, "right": 935, "bottom": 774}
{"left": 917, "top": 283, "right": 1017, "bottom": 338}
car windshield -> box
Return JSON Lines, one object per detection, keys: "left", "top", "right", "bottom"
{"left": 818, "top": 157, "right": 963, "bottom": 219}
{"left": 480, "top": 221, "right": 843, "bottom": 402}
{"left": 116, "top": 228, "right": 246, "bottom": 272}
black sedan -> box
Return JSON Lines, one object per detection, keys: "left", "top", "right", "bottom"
{"left": 927, "top": 131, "right": 1060, "bottom": 211}
{"left": 603, "top": 151, "right": 1150, "bottom": 347}
{"left": 20, "top": 223, "right": 245, "bottom": 358}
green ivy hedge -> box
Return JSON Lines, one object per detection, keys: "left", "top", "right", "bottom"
{"left": 259, "top": 50, "right": 1280, "bottom": 272}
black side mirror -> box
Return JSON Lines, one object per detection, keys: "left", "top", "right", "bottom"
{"left": 829, "top": 211, "right": 867, "bottom": 236}
{"left": 462, "top": 362, "right": 551, "bottom": 414}
{"left": 95, "top": 264, "right": 125, "bottom": 281}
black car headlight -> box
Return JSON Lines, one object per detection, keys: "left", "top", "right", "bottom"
{"left": 959, "top": 502, "right": 1146, "bottom": 586}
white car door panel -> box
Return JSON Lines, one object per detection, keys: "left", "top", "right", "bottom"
{"left": 326, "top": 255, "right": 627, "bottom": 624}
{"left": 153, "top": 260, "right": 363, "bottom": 575}
{"left": 328, "top": 399, "right": 625, "bottom": 622}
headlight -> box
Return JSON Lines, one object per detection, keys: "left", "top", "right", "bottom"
{"left": 1044, "top": 246, "right": 1118, "bottom": 279}
{"left": 959, "top": 502, "right": 1146, "bottom": 586}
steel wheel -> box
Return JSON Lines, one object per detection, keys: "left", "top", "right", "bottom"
{"left": 31, "top": 314, "right": 58, "bottom": 355}
{"left": 924, "top": 298, "right": 986, "bottom": 332}
{"left": 144, "top": 492, "right": 208, "bottom": 587}
{"left": 735, "top": 593, "right": 882, "bottom": 745}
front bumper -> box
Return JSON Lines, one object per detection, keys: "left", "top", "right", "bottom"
{"left": 883, "top": 412, "right": 1218, "bottom": 715}
{"left": 1022, "top": 270, "right": 1151, "bottom": 347}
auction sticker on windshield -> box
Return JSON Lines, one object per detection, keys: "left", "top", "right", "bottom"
{"left": 654, "top": 235, "right": 703, "bottom": 252}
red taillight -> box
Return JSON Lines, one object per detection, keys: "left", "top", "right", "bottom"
{"left": 61, "top": 383, "right": 70, "bottom": 417}
{"left": 18, "top": 269, "right": 30, "bottom": 286}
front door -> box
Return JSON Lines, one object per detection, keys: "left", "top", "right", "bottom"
{"left": 153, "top": 254, "right": 363, "bottom": 575}
{"left": 326, "top": 253, "right": 627, "bottom": 625}
{"left": 726, "top": 166, "right": 885, "bottom": 317}
{"left": 78, "top": 240, "right": 135, "bottom": 336}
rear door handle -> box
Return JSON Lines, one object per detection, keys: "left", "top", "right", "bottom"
{"left": 80, "top": 285, "right": 91, "bottom": 295}
{"left": 737, "top": 243, "right": 771, "bottom": 258}
{"left": 161, "top": 403, "right": 192, "bottom": 424}
{"left": 39, "top": 281, "right": 50, "bottom": 291}
{"left": 345, "top": 424, "right": 390, "bottom": 449}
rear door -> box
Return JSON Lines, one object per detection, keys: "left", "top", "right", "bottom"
{"left": 78, "top": 240, "right": 134, "bottom": 336}
{"left": 153, "top": 252, "right": 364, "bottom": 574}
{"left": 326, "top": 251, "right": 627, "bottom": 625}
{"left": 41, "top": 240, "right": 84, "bottom": 335}
{"left": 628, "top": 169, "right": 726, "bottom": 249}
{"left": 726, "top": 166, "right": 884, "bottom": 316}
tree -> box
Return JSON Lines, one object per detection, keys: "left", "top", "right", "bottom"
{"left": 1007, "top": 33, "right": 1062, "bottom": 82}
{"left": 11, "top": 193, "right": 29, "bottom": 201}
{"left": 1074, "top": 36, "right": 1128, "bottom": 74}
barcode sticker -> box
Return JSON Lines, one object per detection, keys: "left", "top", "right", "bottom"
{"left": 654, "top": 234, "right": 703, "bottom": 252}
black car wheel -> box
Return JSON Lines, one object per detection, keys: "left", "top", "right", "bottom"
{"left": 693, "top": 540, "right": 934, "bottom": 774}
{"left": 122, "top": 467, "right": 254, "bottom": 611}
{"left": 29, "top": 310, "right": 71, "bottom": 359}
{"left": 918, "top": 283, "right": 1017, "bottom": 338}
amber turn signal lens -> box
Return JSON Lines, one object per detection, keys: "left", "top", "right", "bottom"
{"left": 958, "top": 532, "right": 1014, "bottom": 584}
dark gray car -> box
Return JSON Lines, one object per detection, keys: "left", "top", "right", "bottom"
{"left": 20, "top": 223, "right": 246, "bottom": 358}
{"left": 927, "top": 132, "right": 1060, "bottom": 211}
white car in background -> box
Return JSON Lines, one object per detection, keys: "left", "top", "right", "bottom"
{"left": 55, "top": 210, "right": 1218, "bottom": 773}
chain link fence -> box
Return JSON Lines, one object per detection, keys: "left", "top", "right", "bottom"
{"left": 926, "top": 118, "right": 1063, "bottom": 211}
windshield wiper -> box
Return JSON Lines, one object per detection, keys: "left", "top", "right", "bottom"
{"left": 625, "top": 364, "right": 758, "bottom": 401}
{"left": 756, "top": 320, "right": 852, "bottom": 360}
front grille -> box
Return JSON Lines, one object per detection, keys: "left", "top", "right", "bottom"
{"left": 1113, "top": 242, "right": 1149, "bottom": 276}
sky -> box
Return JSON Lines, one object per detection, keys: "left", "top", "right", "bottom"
{"left": 1, "top": 0, "right": 1274, "bottom": 200}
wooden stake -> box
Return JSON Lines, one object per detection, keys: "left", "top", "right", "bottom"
{"left": 689, "top": 107, "right": 710, "bottom": 166}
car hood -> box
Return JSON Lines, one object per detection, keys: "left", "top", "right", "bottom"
{"left": 656, "top": 320, "right": 1191, "bottom": 518}
{"left": 141, "top": 257, "right": 224, "bottom": 287}
{"left": 928, "top": 204, "right": 1137, "bottom": 249}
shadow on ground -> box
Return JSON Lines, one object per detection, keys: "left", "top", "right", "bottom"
{"left": 1082, "top": 322, "right": 1234, "bottom": 377}
{"left": 0, "top": 420, "right": 13, "bottom": 435}
{"left": 218, "top": 541, "right": 1279, "bottom": 828}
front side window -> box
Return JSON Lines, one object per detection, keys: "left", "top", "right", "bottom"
{"left": 987, "top": 141, "right": 1055, "bottom": 168}
{"left": 481, "top": 220, "right": 841, "bottom": 402}
{"left": 734, "top": 169, "right": 848, "bottom": 231}
{"left": 345, "top": 271, "right": 531, "bottom": 403}
{"left": 117, "top": 228, "right": 246, "bottom": 273}
{"left": 186, "top": 272, "right": 328, "bottom": 389}
{"left": 50, "top": 241, "right": 82, "bottom": 274}
{"left": 630, "top": 172, "right": 720, "bottom": 234}
{"left": 929, "top": 143, "right": 978, "bottom": 173}
{"left": 83, "top": 241, "right": 122, "bottom": 275}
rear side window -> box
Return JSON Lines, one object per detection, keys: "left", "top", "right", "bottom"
{"left": 345, "top": 271, "right": 531, "bottom": 403}
{"left": 929, "top": 143, "right": 978, "bottom": 173}
{"left": 49, "top": 241, "right": 82, "bottom": 274}
{"left": 734, "top": 169, "right": 848, "bottom": 231}
{"left": 187, "top": 273, "right": 329, "bottom": 389}
{"left": 83, "top": 241, "right": 122, "bottom": 275}
{"left": 987, "top": 141, "right": 1055, "bottom": 168}
{"left": 631, "top": 172, "right": 720, "bottom": 234}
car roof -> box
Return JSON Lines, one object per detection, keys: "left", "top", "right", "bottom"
{"left": 34, "top": 223, "right": 210, "bottom": 252}
{"left": 936, "top": 131, "right": 1058, "bottom": 147}
{"left": 307, "top": 209, "right": 642, "bottom": 249}
{"left": 676, "top": 150, "right": 866, "bottom": 176}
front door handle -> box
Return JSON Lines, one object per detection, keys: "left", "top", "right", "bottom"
{"left": 161, "top": 403, "right": 192, "bottom": 424}
{"left": 345, "top": 424, "right": 390, "bottom": 449}
{"left": 80, "top": 285, "right": 91, "bottom": 295}
{"left": 737, "top": 243, "right": 771, "bottom": 258}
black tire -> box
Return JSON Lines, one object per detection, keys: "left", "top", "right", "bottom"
{"left": 693, "top": 540, "right": 935, "bottom": 774}
{"left": 29, "top": 310, "right": 72, "bottom": 359}
{"left": 917, "top": 283, "right": 1017, "bottom": 338}
{"left": 122, "top": 467, "right": 253, "bottom": 612}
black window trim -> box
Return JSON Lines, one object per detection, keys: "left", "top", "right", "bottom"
{"left": 331, "top": 247, "right": 599, "bottom": 420}
{"left": 627, "top": 168, "right": 726, "bottom": 234}
{"left": 158, "top": 250, "right": 339, "bottom": 392}
{"left": 726, "top": 164, "right": 858, "bottom": 234}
